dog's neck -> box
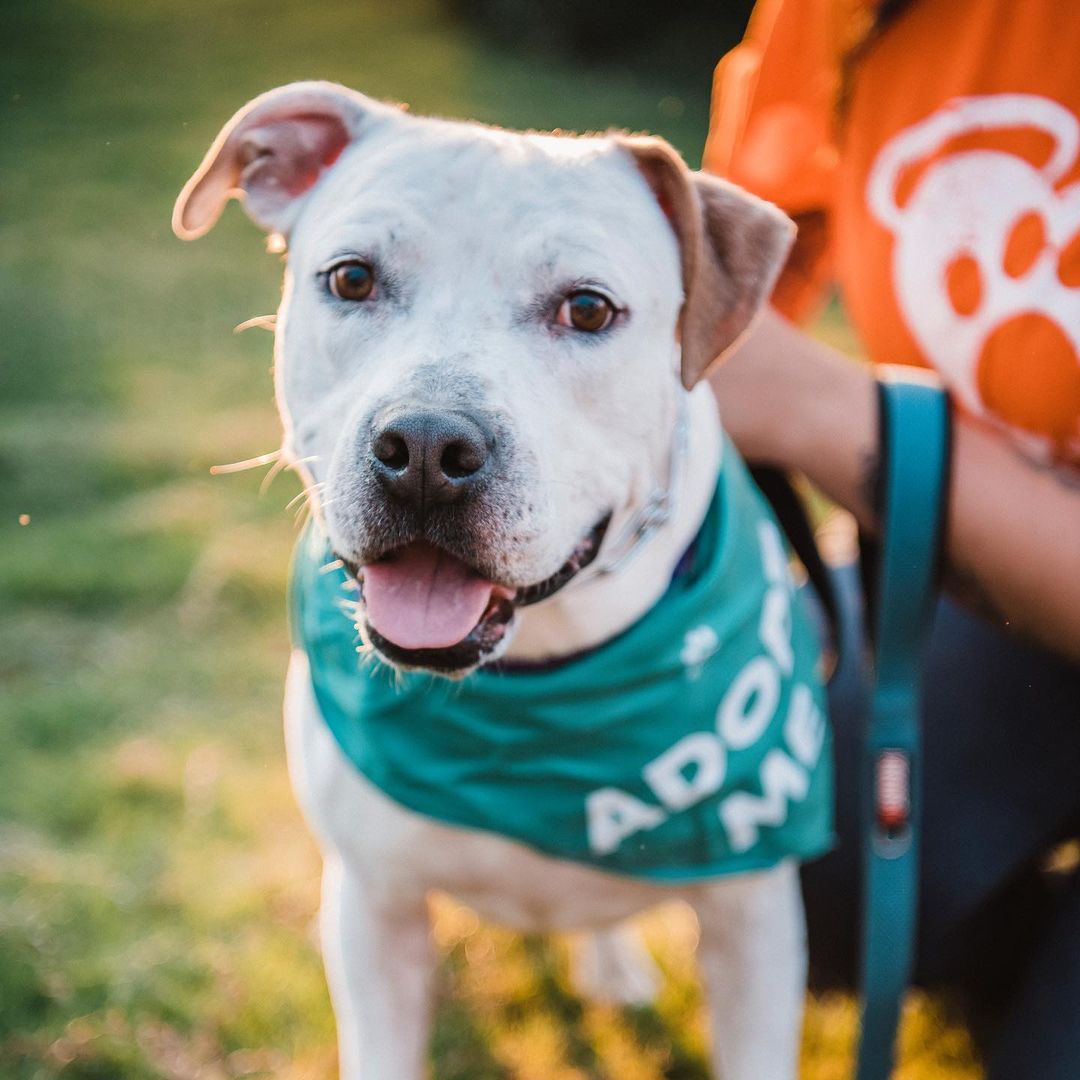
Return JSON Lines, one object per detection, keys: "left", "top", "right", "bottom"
{"left": 505, "top": 383, "right": 723, "bottom": 662}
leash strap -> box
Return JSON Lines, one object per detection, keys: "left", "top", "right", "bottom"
{"left": 750, "top": 463, "right": 841, "bottom": 649}
{"left": 856, "top": 372, "right": 951, "bottom": 1080}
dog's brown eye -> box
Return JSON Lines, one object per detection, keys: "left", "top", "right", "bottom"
{"left": 559, "top": 290, "right": 615, "bottom": 332}
{"left": 329, "top": 261, "right": 375, "bottom": 301}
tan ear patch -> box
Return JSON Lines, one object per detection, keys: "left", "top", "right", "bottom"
{"left": 619, "top": 136, "right": 795, "bottom": 388}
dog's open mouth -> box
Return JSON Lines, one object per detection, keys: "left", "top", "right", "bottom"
{"left": 340, "top": 518, "right": 608, "bottom": 673}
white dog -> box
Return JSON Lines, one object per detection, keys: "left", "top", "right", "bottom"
{"left": 174, "top": 82, "right": 832, "bottom": 1079}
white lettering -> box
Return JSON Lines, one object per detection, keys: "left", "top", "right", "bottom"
{"left": 643, "top": 732, "right": 726, "bottom": 812}
{"left": 718, "top": 750, "right": 809, "bottom": 853}
{"left": 758, "top": 520, "right": 788, "bottom": 585}
{"left": 717, "top": 656, "right": 780, "bottom": 750}
{"left": 759, "top": 585, "right": 794, "bottom": 675}
{"left": 784, "top": 684, "right": 826, "bottom": 768}
{"left": 586, "top": 787, "right": 666, "bottom": 855}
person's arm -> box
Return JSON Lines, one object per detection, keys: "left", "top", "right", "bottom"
{"left": 710, "top": 307, "right": 1080, "bottom": 662}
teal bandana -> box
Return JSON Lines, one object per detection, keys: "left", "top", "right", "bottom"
{"left": 290, "top": 445, "right": 833, "bottom": 882}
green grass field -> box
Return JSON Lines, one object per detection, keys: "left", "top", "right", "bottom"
{"left": 0, "top": 1, "right": 980, "bottom": 1075}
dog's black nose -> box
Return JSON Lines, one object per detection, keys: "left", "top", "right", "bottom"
{"left": 370, "top": 411, "right": 491, "bottom": 509}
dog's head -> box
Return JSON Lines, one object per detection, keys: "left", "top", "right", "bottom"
{"left": 175, "top": 82, "right": 792, "bottom": 675}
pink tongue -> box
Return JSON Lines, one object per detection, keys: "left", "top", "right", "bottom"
{"left": 362, "top": 543, "right": 496, "bottom": 650}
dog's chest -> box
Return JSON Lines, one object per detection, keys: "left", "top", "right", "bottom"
{"left": 289, "top": 681, "right": 670, "bottom": 930}
{"left": 393, "top": 807, "right": 676, "bottom": 931}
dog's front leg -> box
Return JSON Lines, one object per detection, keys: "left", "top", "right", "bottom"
{"left": 692, "top": 860, "right": 806, "bottom": 1080}
{"left": 321, "top": 856, "right": 434, "bottom": 1080}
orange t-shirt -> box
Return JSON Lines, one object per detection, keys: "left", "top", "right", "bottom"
{"left": 704, "top": 0, "right": 1080, "bottom": 466}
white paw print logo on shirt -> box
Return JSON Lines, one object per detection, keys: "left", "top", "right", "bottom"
{"left": 868, "top": 94, "right": 1080, "bottom": 463}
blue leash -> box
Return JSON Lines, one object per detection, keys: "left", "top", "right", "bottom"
{"left": 856, "top": 373, "right": 951, "bottom": 1080}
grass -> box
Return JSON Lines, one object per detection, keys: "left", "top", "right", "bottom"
{"left": 0, "top": 1, "right": 979, "bottom": 1076}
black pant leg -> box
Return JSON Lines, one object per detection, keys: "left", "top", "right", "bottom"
{"left": 985, "top": 866, "right": 1080, "bottom": 1080}
{"left": 802, "top": 565, "right": 1080, "bottom": 1016}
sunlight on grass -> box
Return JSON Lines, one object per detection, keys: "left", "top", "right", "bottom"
{"left": 0, "top": 0, "right": 980, "bottom": 1075}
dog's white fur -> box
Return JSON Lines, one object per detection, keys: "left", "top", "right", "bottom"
{"left": 177, "top": 82, "right": 805, "bottom": 1078}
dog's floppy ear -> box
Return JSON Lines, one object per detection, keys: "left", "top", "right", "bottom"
{"left": 619, "top": 136, "right": 795, "bottom": 389}
{"left": 173, "top": 81, "right": 397, "bottom": 240}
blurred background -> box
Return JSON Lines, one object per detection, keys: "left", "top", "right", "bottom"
{"left": 1, "top": 1, "right": 976, "bottom": 1076}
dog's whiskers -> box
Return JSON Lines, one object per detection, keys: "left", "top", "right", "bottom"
{"left": 258, "top": 456, "right": 289, "bottom": 494}
{"left": 233, "top": 314, "right": 277, "bottom": 333}
{"left": 286, "top": 482, "right": 323, "bottom": 514}
{"left": 209, "top": 448, "right": 282, "bottom": 476}
{"left": 260, "top": 453, "right": 319, "bottom": 496}
{"left": 288, "top": 481, "right": 333, "bottom": 530}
